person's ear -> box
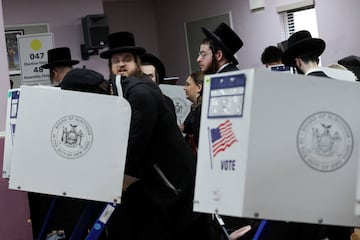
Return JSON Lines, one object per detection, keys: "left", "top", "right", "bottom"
{"left": 295, "top": 57, "right": 302, "bottom": 68}
{"left": 197, "top": 84, "right": 202, "bottom": 94}
{"left": 214, "top": 50, "right": 223, "bottom": 61}
{"left": 52, "top": 69, "right": 58, "bottom": 77}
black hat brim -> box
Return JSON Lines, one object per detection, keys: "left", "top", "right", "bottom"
{"left": 202, "top": 27, "right": 241, "bottom": 65}
{"left": 338, "top": 55, "right": 360, "bottom": 67}
{"left": 100, "top": 46, "right": 146, "bottom": 59}
{"left": 282, "top": 38, "right": 325, "bottom": 66}
{"left": 41, "top": 60, "right": 80, "bottom": 69}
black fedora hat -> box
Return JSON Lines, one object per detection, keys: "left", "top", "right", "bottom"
{"left": 140, "top": 53, "right": 166, "bottom": 82}
{"left": 202, "top": 22, "right": 243, "bottom": 65}
{"left": 41, "top": 47, "right": 79, "bottom": 69}
{"left": 100, "top": 32, "right": 145, "bottom": 59}
{"left": 282, "top": 30, "right": 325, "bottom": 66}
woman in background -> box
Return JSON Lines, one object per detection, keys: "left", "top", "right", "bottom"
{"left": 179, "top": 70, "right": 204, "bottom": 154}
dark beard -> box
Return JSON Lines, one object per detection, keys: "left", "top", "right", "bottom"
{"left": 203, "top": 57, "right": 218, "bottom": 74}
{"left": 203, "top": 68, "right": 215, "bottom": 74}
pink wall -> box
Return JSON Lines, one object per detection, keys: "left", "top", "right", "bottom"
{"left": 316, "top": 0, "right": 360, "bottom": 66}
{"left": 153, "top": 0, "right": 244, "bottom": 83}
{"left": 0, "top": 139, "right": 33, "bottom": 239}
{"left": 103, "top": 0, "right": 159, "bottom": 58}
{"left": 0, "top": 1, "right": 32, "bottom": 238}
{"left": 0, "top": 0, "right": 9, "bottom": 132}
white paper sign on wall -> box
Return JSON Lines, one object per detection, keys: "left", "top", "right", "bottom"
{"left": 18, "top": 33, "right": 54, "bottom": 86}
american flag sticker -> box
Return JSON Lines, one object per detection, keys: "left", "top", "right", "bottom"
{"left": 209, "top": 120, "right": 237, "bottom": 157}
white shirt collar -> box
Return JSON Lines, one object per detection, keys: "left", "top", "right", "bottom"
{"left": 217, "top": 63, "right": 231, "bottom": 73}
{"left": 305, "top": 67, "right": 323, "bottom": 76}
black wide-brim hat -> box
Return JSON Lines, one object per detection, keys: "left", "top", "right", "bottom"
{"left": 282, "top": 30, "right": 325, "bottom": 66}
{"left": 202, "top": 22, "right": 243, "bottom": 65}
{"left": 100, "top": 32, "right": 145, "bottom": 59}
{"left": 338, "top": 55, "right": 360, "bottom": 80}
{"left": 41, "top": 47, "right": 79, "bottom": 69}
{"left": 338, "top": 55, "right": 360, "bottom": 67}
{"left": 60, "top": 68, "right": 108, "bottom": 94}
{"left": 140, "top": 53, "right": 166, "bottom": 82}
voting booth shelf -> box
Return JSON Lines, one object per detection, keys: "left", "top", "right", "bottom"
{"left": 7, "top": 85, "right": 131, "bottom": 203}
{"left": 194, "top": 68, "right": 360, "bottom": 227}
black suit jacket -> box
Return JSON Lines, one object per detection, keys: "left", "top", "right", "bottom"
{"left": 106, "top": 75, "right": 197, "bottom": 239}
{"left": 218, "top": 63, "right": 239, "bottom": 73}
{"left": 307, "top": 70, "right": 329, "bottom": 78}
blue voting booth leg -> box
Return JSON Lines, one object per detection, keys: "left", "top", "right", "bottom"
{"left": 36, "top": 198, "right": 116, "bottom": 240}
{"left": 253, "top": 220, "right": 268, "bottom": 240}
{"left": 37, "top": 196, "right": 59, "bottom": 240}
{"left": 85, "top": 203, "right": 117, "bottom": 240}
{"left": 69, "top": 202, "right": 103, "bottom": 240}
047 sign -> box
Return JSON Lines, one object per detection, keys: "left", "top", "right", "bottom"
{"left": 18, "top": 33, "right": 54, "bottom": 85}
{"left": 30, "top": 52, "right": 45, "bottom": 60}
{"left": 31, "top": 52, "right": 45, "bottom": 74}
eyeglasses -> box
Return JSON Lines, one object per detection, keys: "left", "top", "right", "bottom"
{"left": 111, "top": 55, "right": 134, "bottom": 64}
{"left": 197, "top": 51, "right": 212, "bottom": 58}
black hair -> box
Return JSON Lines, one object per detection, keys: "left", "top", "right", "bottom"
{"left": 261, "top": 46, "right": 283, "bottom": 64}
{"left": 297, "top": 53, "right": 319, "bottom": 64}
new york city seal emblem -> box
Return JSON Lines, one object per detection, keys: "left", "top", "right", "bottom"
{"left": 51, "top": 115, "right": 93, "bottom": 159}
{"left": 297, "top": 112, "right": 353, "bottom": 172}
{"left": 173, "top": 97, "right": 189, "bottom": 123}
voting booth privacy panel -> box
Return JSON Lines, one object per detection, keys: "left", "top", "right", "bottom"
{"left": 3, "top": 89, "right": 20, "bottom": 178}
{"left": 8, "top": 86, "right": 131, "bottom": 203}
{"left": 194, "top": 69, "right": 360, "bottom": 227}
{"left": 159, "top": 84, "right": 191, "bottom": 124}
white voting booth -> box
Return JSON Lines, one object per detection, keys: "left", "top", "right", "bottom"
{"left": 7, "top": 85, "right": 131, "bottom": 203}
{"left": 3, "top": 88, "right": 20, "bottom": 178}
{"left": 159, "top": 84, "right": 191, "bottom": 124}
{"left": 194, "top": 68, "right": 360, "bottom": 227}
